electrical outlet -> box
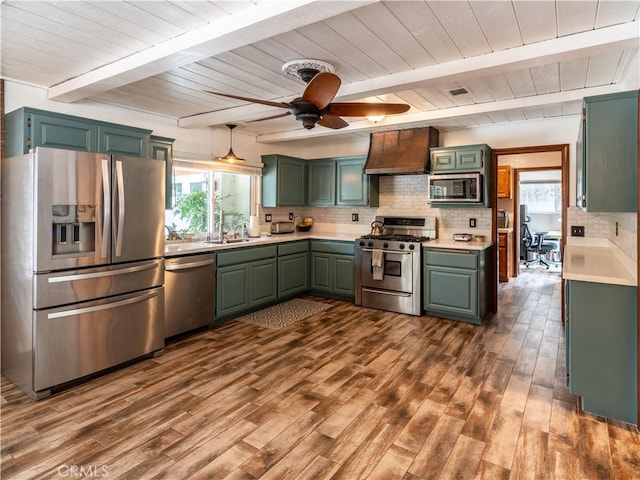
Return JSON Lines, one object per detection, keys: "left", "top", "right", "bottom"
{"left": 289, "top": 212, "right": 294, "bottom": 221}
{"left": 469, "top": 218, "right": 476, "bottom": 228}
{"left": 265, "top": 214, "right": 272, "bottom": 222}
{"left": 352, "top": 213, "right": 359, "bottom": 222}
{"left": 571, "top": 225, "right": 584, "bottom": 237}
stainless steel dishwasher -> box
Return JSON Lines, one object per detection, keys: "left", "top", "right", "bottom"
{"left": 164, "top": 253, "right": 215, "bottom": 338}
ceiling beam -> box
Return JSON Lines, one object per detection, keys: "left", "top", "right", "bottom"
{"left": 179, "top": 22, "right": 639, "bottom": 129}
{"left": 48, "top": 0, "right": 374, "bottom": 102}
{"left": 252, "top": 83, "right": 632, "bottom": 143}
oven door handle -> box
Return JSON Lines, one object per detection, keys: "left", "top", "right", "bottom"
{"left": 361, "top": 248, "right": 412, "bottom": 255}
{"left": 362, "top": 288, "right": 412, "bottom": 297}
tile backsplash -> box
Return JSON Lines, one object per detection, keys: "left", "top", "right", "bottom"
{"left": 566, "top": 207, "right": 637, "bottom": 261}
{"left": 261, "top": 175, "right": 492, "bottom": 238}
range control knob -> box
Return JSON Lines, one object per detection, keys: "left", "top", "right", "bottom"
{"left": 368, "top": 241, "right": 374, "bottom": 247}
{"left": 409, "top": 244, "right": 415, "bottom": 250}
{"left": 359, "top": 240, "right": 365, "bottom": 246}
{"left": 399, "top": 244, "right": 405, "bottom": 249}
{"left": 383, "top": 242, "right": 389, "bottom": 249}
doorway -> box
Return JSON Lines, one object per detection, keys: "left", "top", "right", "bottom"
{"left": 490, "top": 144, "right": 569, "bottom": 313}
{"left": 516, "top": 167, "right": 563, "bottom": 275}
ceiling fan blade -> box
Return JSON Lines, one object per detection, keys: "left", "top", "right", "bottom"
{"left": 327, "top": 102, "right": 410, "bottom": 117}
{"left": 302, "top": 72, "right": 341, "bottom": 109}
{"left": 246, "top": 112, "right": 292, "bottom": 123}
{"left": 318, "top": 115, "right": 349, "bottom": 129}
{"left": 205, "top": 91, "right": 291, "bottom": 109}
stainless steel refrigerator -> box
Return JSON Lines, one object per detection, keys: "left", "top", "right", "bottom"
{"left": 1, "top": 147, "right": 166, "bottom": 399}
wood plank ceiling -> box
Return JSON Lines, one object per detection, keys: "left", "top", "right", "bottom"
{"left": 1, "top": 1, "right": 639, "bottom": 143}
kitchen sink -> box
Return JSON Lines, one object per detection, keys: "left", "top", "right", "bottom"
{"left": 205, "top": 237, "right": 252, "bottom": 244}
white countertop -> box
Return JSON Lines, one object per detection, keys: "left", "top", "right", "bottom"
{"left": 165, "top": 230, "right": 494, "bottom": 256}
{"left": 423, "top": 238, "right": 493, "bottom": 251}
{"left": 164, "top": 231, "right": 357, "bottom": 256}
{"left": 563, "top": 241, "right": 637, "bottom": 287}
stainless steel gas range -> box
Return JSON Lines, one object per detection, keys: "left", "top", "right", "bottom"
{"left": 355, "top": 216, "right": 437, "bottom": 316}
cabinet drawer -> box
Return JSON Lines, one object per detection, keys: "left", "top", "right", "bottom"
{"left": 310, "top": 240, "right": 354, "bottom": 255}
{"left": 278, "top": 241, "right": 309, "bottom": 256}
{"left": 217, "top": 245, "right": 277, "bottom": 267}
{"left": 424, "top": 250, "right": 477, "bottom": 269}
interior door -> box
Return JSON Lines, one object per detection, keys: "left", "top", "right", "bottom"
{"left": 112, "top": 155, "right": 165, "bottom": 263}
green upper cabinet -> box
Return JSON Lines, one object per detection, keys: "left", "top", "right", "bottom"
{"left": 98, "top": 124, "right": 150, "bottom": 157}
{"left": 577, "top": 90, "right": 638, "bottom": 212}
{"left": 262, "top": 154, "right": 307, "bottom": 207}
{"left": 430, "top": 145, "right": 488, "bottom": 172}
{"left": 4, "top": 107, "right": 152, "bottom": 158}
{"left": 149, "top": 136, "right": 175, "bottom": 210}
{"left": 6, "top": 108, "right": 98, "bottom": 156}
{"left": 336, "top": 156, "right": 379, "bottom": 207}
{"left": 308, "top": 160, "right": 336, "bottom": 206}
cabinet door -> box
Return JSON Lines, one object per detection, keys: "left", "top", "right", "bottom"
{"left": 568, "top": 281, "right": 637, "bottom": 424}
{"left": 336, "top": 157, "right": 368, "bottom": 206}
{"left": 333, "top": 255, "right": 355, "bottom": 298}
{"left": 150, "top": 137, "right": 174, "bottom": 210}
{"left": 308, "top": 160, "right": 336, "bottom": 206}
{"left": 278, "top": 253, "right": 309, "bottom": 298}
{"left": 311, "top": 253, "right": 332, "bottom": 293}
{"left": 424, "top": 265, "right": 478, "bottom": 317}
{"left": 497, "top": 166, "right": 512, "bottom": 199}
{"left": 456, "top": 149, "right": 483, "bottom": 170}
{"left": 582, "top": 91, "right": 637, "bottom": 212}
{"left": 99, "top": 124, "right": 150, "bottom": 157}
{"left": 250, "top": 259, "right": 277, "bottom": 307}
{"left": 216, "top": 264, "right": 250, "bottom": 318}
{"left": 431, "top": 150, "right": 456, "bottom": 171}
{"left": 31, "top": 112, "right": 98, "bottom": 153}
{"left": 498, "top": 232, "right": 508, "bottom": 282}
{"left": 277, "top": 157, "right": 307, "bottom": 205}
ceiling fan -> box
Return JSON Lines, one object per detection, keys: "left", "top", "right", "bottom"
{"left": 205, "top": 61, "right": 410, "bottom": 130}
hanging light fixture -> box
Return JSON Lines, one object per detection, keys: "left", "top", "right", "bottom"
{"left": 217, "top": 124, "right": 245, "bottom": 163}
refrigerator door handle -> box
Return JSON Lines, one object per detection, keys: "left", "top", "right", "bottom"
{"left": 47, "top": 262, "right": 160, "bottom": 283}
{"left": 101, "top": 159, "right": 110, "bottom": 259}
{"left": 46, "top": 290, "right": 159, "bottom": 320}
{"left": 115, "top": 160, "right": 125, "bottom": 257}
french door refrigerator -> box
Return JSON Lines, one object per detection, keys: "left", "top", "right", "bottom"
{"left": 2, "top": 147, "right": 165, "bottom": 399}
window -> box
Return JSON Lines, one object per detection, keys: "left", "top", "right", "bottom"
{"left": 165, "top": 162, "right": 258, "bottom": 236}
{"left": 519, "top": 182, "right": 562, "bottom": 213}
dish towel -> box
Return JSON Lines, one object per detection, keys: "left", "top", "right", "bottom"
{"left": 372, "top": 249, "right": 384, "bottom": 280}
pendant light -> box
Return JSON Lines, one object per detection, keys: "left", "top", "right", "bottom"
{"left": 217, "top": 124, "right": 245, "bottom": 163}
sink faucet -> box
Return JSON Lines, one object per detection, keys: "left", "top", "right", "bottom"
{"left": 165, "top": 225, "right": 182, "bottom": 241}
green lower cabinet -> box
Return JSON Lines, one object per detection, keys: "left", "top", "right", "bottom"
{"left": 216, "top": 264, "right": 251, "bottom": 318}
{"left": 423, "top": 248, "right": 488, "bottom": 324}
{"left": 249, "top": 259, "right": 277, "bottom": 307}
{"left": 566, "top": 280, "right": 637, "bottom": 424}
{"left": 333, "top": 255, "right": 355, "bottom": 297}
{"left": 310, "top": 253, "right": 333, "bottom": 293}
{"left": 215, "top": 246, "right": 277, "bottom": 320}
{"left": 278, "top": 253, "right": 309, "bottom": 298}
{"left": 310, "top": 241, "right": 355, "bottom": 300}
{"left": 424, "top": 265, "right": 478, "bottom": 318}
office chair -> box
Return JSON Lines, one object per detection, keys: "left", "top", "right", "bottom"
{"left": 522, "top": 225, "right": 556, "bottom": 269}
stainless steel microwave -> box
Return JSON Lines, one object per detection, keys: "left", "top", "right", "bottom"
{"left": 427, "top": 173, "right": 482, "bottom": 203}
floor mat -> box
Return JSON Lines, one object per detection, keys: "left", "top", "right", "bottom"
{"left": 236, "top": 298, "right": 333, "bottom": 330}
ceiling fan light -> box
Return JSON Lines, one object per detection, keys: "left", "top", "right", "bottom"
{"left": 367, "top": 115, "right": 385, "bottom": 123}
{"left": 217, "top": 124, "right": 246, "bottom": 163}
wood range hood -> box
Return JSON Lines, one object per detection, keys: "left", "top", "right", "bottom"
{"left": 364, "top": 127, "right": 439, "bottom": 175}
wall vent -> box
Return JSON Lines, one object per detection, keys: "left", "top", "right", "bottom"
{"left": 449, "top": 88, "right": 469, "bottom": 96}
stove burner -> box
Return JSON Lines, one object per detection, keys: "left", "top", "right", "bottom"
{"left": 360, "top": 234, "right": 430, "bottom": 242}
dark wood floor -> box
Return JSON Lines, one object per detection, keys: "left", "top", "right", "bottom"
{"left": 2, "top": 269, "right": 639, "bottom": 479}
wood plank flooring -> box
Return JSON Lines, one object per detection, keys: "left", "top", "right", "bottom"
{"left": 2, "top": 269, "right": 639, "bottom": 479}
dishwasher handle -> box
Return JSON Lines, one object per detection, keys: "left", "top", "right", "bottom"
{"left": 165, "top": 258, "right": 215, "bottom": 271}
